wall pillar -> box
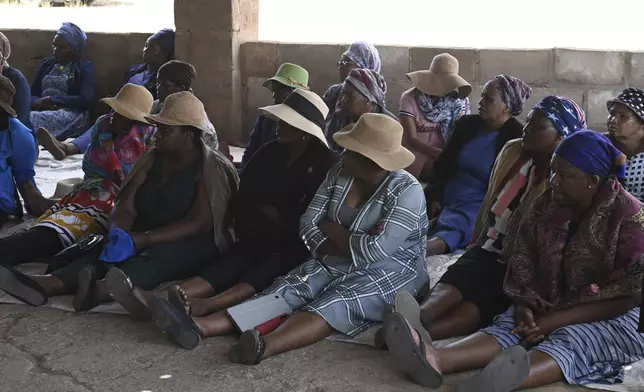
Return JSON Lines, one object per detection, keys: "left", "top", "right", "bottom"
{"left": 174, "top": 0, "right": 258, "bottom": 143}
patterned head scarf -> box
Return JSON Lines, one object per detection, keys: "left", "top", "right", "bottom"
{"left": 492, "top": 75, "right": 532, "bottom": 116}
{"left": 555, "top": 130, "right": 626, "bottom": 179}
{"left": 344, "top": 69, "right": 387, "bottom": 107}
{"left": 0, "top": 32, "right": 10, "bottom": 68}
{"left": 56, "top": 22, "right": 87, "bottom": 53}
{"left": 343, "top": 42, "right": 381, "bottom": 73}
{"left": 415, "top": 89, "right": 470, "bottom": 142}
{"left": 533, "top": 95, "right": 586, "bottom": 137}
{"left": 148, "top": 28, "right": 175, "bottom": 59}
{"left": 607, "top": 88, "right": 644, "bottom": 123}
{"left": 158, "top": 60, "right": 196, "bottom": 90}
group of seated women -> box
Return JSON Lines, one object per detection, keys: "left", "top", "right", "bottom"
{"left": 0, "top": 31, "right": 643, "bottom": 391}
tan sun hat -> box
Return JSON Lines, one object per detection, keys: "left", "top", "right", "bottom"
{"left": 145, "top": 91, "right": 214, "bottom": 134}
{"left": 100, "top": 83, "right": 153, "bottom": 124}
{"left": 50, "top": 177, "right": 83, "bottom": 201}
{"left": 333, "top": 113, "right": 415, "bottom": 171}
{"left": 406, "top": 53, "right": 472, "bottom": 99}
{"left": 259, "top": 89, "right": 329, "bottom": 148}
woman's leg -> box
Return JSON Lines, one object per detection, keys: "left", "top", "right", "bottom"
{"left": 177, "top": 276, "right": 216, "bottom": 298}
{"left": 187, "top": 282, "right": 256, "bottom": 317}
{"left": 192, "top": 311, "right": 238, "bottom": 337}
{"left": 0, "top": 226, "right": 63, "bottom": 266}
{"left": 428, "top": 301, "right": 482, "bottom": 341}
{"left": 260, "top": 311, "right": 333, "bottom": 360}
{"left": 517, "top": 350, "right": 565, "bottom": 389}
{"left": 419, "top": 282, "right": 464, "bottom": 325}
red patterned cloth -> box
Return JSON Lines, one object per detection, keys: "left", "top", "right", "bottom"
{"left": 504, "top": 179, "right": 644, "bottom": 312}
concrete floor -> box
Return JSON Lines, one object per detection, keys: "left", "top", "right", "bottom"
{"left": 0, "top": 304, "right": 592, "bottom": 392}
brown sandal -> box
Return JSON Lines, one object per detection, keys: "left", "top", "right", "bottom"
{"left": 167, "top": 285, "right": 192, "bottom": 316}
{"left": 229, "top": 329, "right": 266, "bottom": 365}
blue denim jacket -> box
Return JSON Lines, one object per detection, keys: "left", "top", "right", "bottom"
{"left": 30, "top": 57, "right": 96, "bottom": 110}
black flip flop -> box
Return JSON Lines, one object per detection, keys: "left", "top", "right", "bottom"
{"left": 229, "top": 329, "right": 266, "bottom": 365}
{"left": 373, "top": 304, "right": 394, "bottom": 349}
{"left": 73, "top": 265, "right": 98, "bottom": 312}
{"left": 0, "top": 265, "right": 48, "bottom": 306}
{"left": 105, "top": 267, "right": 150, "bottom": 321}
{"left": 148, "top": 295, "right": 203, "bottom": 350}
{"left": 384, "top": 312, "right": 443, "bottom": 388}
{"left": 375, "top": 291, "right": 431, "bottom": 350}
{"left": 456, "top": 345, "right": 530, "bottom": 392}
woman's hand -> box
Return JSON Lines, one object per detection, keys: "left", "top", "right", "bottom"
{"left": 33, "top": 97, "right": 54, "bottom": 111}
{"left": 429, "top": 201, "right": 442, "bottom": 219}
{"left": 129, "top": 232, "right": 150, "bottom": 251}
{"left": 512, "top": 305, "right": 539, "bottom": 337}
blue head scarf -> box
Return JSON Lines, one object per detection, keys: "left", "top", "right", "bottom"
{"left": 57, "top": 22, "right": 87, "bottom": 53}
{"left": 533, "top": 95, "right": 586, "bottom": 137}
{"left": 148, "top": 28, "right": 175, "bottom": 59}
{"left": 343, "top": 42, "right": 381, "bottom": 73}
{"left": 555, "top": 130, "right": 626, "bottom": 179}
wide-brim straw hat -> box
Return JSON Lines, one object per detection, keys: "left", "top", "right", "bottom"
{"left": 145, "top": 91, "right": 214, "bottom": 134}
{"left": 262, "top": 62, "right": 310, "bottom": 91}
{"left": 406, "top": 53, "right": 472, "bottom": 99}
{"left": 100, "top": 83, "right": 153, "bottom": 124}
{"left": 259, "top": 89, "right": 329, "bottom": 147}
{"left": 50, "top": 177, "right": 83, "bottom": 201}
{"left": 333, "top": 113, "right": 415, "bottom": 171}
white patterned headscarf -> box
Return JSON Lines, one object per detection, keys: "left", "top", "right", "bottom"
{"left": 0, "top": 32, "right": 10, "bottom": 68}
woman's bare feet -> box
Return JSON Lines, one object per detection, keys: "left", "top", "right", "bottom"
{"left": 168, "top": 285, "right": 210, "bottom": 316}
{"left": 36, "top": 127, "right": 67, "bottom": 160}
{"left": 22, "top": 181, "right": 55, "bottom": 216}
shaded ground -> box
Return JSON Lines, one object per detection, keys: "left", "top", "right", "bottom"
{"left": 0, "top": 304, "right": 592, "bottom": 392}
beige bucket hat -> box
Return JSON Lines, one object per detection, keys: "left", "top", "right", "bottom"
{"left": 100, "top": 83, "right": 154, "bottom": 124}
{"left": 406, "top": 53, "right": 472, "bottom": 99}
{"left": 259, "top": 89, "right": 329, "bottom": 147}
{"left": 333, "top": 113, "right": 415, "bottom": 171}
{"left": 50, "top": 177, "right": 83, "bottom": 201}
{"left": 145, "top": 91, "right": 214, "bottom": 134}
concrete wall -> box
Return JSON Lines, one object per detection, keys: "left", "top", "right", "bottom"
{"left": 241, "top": 42, "right": 641, "bottom": 141}
{"left": 3, "top": 23, "right": 639, "bottom": 143}
{"left": 3, "top": 29, "right": 149, "bottom": 119}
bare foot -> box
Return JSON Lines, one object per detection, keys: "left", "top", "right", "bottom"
{"left": 22, "top": 181, "right": 55, "bottom": 216}
{"left": 172, "top": 286, "right": 208, "bottom": 317}
{"left": 36, "top": 127, "right": 67, "bottom": 160}
{"left": 426, "top": 237, "right": 448, "bottom": 256}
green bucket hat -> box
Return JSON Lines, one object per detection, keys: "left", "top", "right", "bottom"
{"left": 263, "top": 63, "right": 309, "bottom": 91}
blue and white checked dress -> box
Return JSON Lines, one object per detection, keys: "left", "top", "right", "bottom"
{"left": 261, "top": 165, "right": 429, "bottom": 336}
{"left": 483, "top": 306, "right": 644, "bottom": 385}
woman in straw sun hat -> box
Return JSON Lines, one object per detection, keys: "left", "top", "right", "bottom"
{"left": 401, "top": 53, "right": 472, "bottom": 180}
{"left": 0, "top": 84, "right": 156, "bottom": 292}
{"left": 142, "top": 90, "right": 338, "bottom": 348}
{"left": 0, "top": 91, "right": 238, "bottom": 311}
{"left": 158, "top": 113, "right": 427, "bottom": 364}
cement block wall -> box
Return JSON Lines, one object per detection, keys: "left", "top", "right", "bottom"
{"left": 242, "top": 42, "right": 641, "bottom": 142}
{"left": 3, "top": 25, "right": 640, "bottom": 143}
{"left": 3, "top": 29, "right": 150, "bottom": 119}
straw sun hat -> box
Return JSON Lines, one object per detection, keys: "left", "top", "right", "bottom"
{"left": 333, "top": 113, "right": 415, "bottom": 171}
{"left": 406, "top": 53, "right": 472, "bottom": 99}
{"left": 101, "top": 83, "right": 154, "bottom": 124}
{"left": 145, "top": 91, "right": 214, "bottom": 134}
{"left": 259, "top": 88, "right": 329, "bottom": 147}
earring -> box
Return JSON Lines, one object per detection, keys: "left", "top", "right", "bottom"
{"left": 588, "top": 185, "right": 592, "bottom": 188}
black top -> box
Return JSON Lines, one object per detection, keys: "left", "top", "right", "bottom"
{"left": 425, "top": 115, "right": 524, "bottom": 204}
{"left": 233, "top": 140, "right": 337, "bottom": 249}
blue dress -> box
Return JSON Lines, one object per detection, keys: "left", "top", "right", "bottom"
{"left": 429, "top": 130, "right": 498, "bottom": 251}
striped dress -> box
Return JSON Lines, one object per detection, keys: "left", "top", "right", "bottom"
{"left": 483, "top": 306, "right": 644, "bottom": 385}
{"left": 261, "top": 164, "right": 429, "bottom": 336}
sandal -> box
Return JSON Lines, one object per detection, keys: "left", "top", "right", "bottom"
{"left": 36, "top": 127, "right": 67, "bottom": 161}
{"left": 229, "top": 329, "right": 266, "bottom": 365}
{"left": 105, "top": 267, "right": 150, "bottom": 321}
{"left": 167, "top": 285, "right": 191, "bottom": 316}
{"left": 383, "top": 312, "right": 443, "bottom": 388}
{"left": 148, "top": 295, "right": 203, "bottom": 350}
{"left": 73, "top": 265, "right": 99, "bottom": 312}
{"left": 0, "top": 265, "right": 48, "bottom": 306}
{"left": 456, "top": 345, "right": 530, "bottom": 392}
{"left": 375, "top": 291, "right": 431, "bottom": 350}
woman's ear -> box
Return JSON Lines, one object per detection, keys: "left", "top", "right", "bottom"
{"left": 589, "top": 174, "right": 601, "bottom": 189}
